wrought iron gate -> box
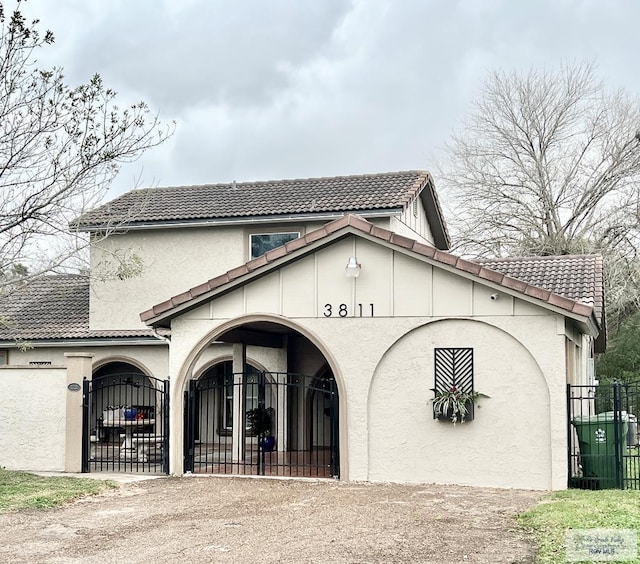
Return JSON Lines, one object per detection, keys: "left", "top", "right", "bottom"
{"left": 567, "top": 382, "right": 640, "bottom": 489}
{"left": 82, "top": 373, "right": 169, "bottom": 474}
{"left": 184, "top": 371, "right": 339, "bottom": 478}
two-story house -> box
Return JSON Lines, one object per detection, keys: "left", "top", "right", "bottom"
{"left": 0, "top": 171, "right": 604, "bottom": 490}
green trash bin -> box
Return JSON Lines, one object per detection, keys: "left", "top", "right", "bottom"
{"left": 572, "top": 411, "right": 628, "bottom": 489}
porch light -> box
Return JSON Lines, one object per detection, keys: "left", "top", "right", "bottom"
{"left": 345, "top": 256, "right": 361, "bottom": 278}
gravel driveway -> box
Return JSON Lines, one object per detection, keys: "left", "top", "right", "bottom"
{"left": 0, "top": 475, "right": 542, "bottom": 563}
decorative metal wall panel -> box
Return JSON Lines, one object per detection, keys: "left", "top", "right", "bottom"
{"left": 434, "top": 348, "right": 474, "bottom": 393}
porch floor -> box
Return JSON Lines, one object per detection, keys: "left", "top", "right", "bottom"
{"left": 192, "top": 444, "right": 334, "bottom": 478}
{"left": 88, "top": 442, "right": 335, "bottom": 478}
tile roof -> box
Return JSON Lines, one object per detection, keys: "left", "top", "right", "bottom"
{"left": 74, "top": 170, "right": 439, "bottom": 226}
{"left": 140, "top": 215, "right": 603, "bottom": 331}
{"left": 478, "top": 255, "right": 604, "bottom": 322}
{"left": 0, "top": 275, "right": 157, "bottom": 342}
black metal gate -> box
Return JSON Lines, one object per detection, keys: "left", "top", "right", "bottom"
{"left": 567, "top": 382, "right": 640, "bottom": 489}
{"left": 82, "top": 373, "right": 169, "bottom": 474}
{"left": 184, "top": 371, "right": 339, "bottom": 478}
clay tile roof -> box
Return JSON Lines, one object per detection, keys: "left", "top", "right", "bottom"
{"left": 0, "top": 276, "right": 158, "bottom": 342}
{"left": 75, "top": 170, "right": 434, "bottom": 228}
{"left": 477, "top": 255, "right": 604, "bottom": 322}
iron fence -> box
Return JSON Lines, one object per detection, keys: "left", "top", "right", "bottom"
{"left": 567, "top": 382, "right": 640, "bottom": 490}
{"left": 184, "top": 371, "right": 339, "bottom": 478}
{"left": 82, "top": 373, "right": 169, "bottom": 474}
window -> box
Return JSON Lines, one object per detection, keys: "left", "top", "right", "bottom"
{"left": 434, "top": 348, "right": 474, "bottom": 394}
{"left": 0, "top": 350, "right": 7, "bottom": 365}
{"left": 250, "top": 232, "right": 299, "bottom": 260}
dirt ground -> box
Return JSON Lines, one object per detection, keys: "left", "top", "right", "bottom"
{"left": 0, "top": 475, "right": 543, "bottom": 563}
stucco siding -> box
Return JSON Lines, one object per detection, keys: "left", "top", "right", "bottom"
{"left": 367, "top": 319, "right": 552, "bottom": 489}
{"left": 0, "top": 366, "right": 67, "bottom": 471}
{"left": 90, "top": 227, "right": 244, "bottom": 330}
{"left": 7, "top": 346, "right": 169, "bottom": 379}
{"left": 168, "top": 312, "right": 567, "bottom": 489}
{"left": 89, "top": 219, "right": 397, "bottom": 331}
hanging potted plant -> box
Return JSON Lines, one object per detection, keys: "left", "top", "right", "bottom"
{"left": 246, "top": 406, "right": 276, "bottom": 451}
{"left": 431, "top": 387, "right": 488, "bottom": 423}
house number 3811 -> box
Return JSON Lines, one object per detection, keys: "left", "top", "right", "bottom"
{"left": 323, "top": 303, "right": 375, "bottom": 317}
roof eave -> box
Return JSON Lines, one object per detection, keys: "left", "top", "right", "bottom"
{"left": 417, "top": 174, "right": 450, "bottom": 250}
{"left": 0, "top": 336, "right": 167, "bottom": 348}
{"left": 75, "top": 209, "right": 404, "bottom": 233}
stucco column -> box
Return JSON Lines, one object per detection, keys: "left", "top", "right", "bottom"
{"left": 231, "top": 343, "right": 246, "bottom": 462}
{"left": 64, "top": 353, "right": 94, "bottom": 472}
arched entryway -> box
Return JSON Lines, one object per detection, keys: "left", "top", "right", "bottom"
{"left": 82, "top": 361, "right": 169, "bottom": 474}
{"left": 181, "top": 318, "right": 340, "bottom": 478}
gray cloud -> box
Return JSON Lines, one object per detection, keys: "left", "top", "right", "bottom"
{"left": 16, "top": 0, "right": 640, "bottom": 196}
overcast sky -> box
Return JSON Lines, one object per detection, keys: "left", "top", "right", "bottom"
{"left": 15, "top": 0, "right": 640, "bottom": 199}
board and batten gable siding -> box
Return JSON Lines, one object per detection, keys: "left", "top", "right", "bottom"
{"left": 181, "top": 236, "right": 551, "bottom": 321}
{"left": 391, "top": 195, "right": 434, "bottom": 246}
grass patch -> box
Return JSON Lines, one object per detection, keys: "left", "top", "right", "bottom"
{"left": 0, "top": 468, "right": 117, "bottom": 512}
{"left": 519, "top": 489, "right": 640, "bottom": 563}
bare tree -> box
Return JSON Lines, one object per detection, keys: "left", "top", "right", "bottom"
{"left": 440, "top": 62, "right": 640, "bottom": 330}
{"left": 0, "top": 1, "right": 173, "bottom": 291}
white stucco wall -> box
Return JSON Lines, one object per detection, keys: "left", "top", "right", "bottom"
{"left": 90, "top": 227, "right": 245, "bottom": 330}
{"left": 163, "top": 236, "right": 575, "bottom": 489}
{"left": 367, "top": 319, "right": 553, "bottom": 489}
{"left": 0, "top": 366, "right": 67, "bottom": 471}
{"left": 6, "top": 345, "right": 169, "bottom": 379}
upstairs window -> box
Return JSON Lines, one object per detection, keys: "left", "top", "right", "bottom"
{"left": 250, "top": 232, "right": 299, "bottom": 260}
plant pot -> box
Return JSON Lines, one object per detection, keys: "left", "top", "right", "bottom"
{"left": 434, "top": 402, "right": 474, "bottom": 422}
{"left": 123, "top": 407, "right": 138, "bottom": 421}
{"left": 259, "top": 436, "right": 276, "bottom": 452}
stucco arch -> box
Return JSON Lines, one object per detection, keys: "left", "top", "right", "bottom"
{"left": 192, "top": 355, "right": 269, "bottom": 380}
{"left": 171, "top": 313, "right": 348, "bottom": 478}
{"left": 367, "top": 318, "right": 551, "bottom": 404}
{"left": 92, "top": 355, "right": 154, "bottom": 378}
{"left": 367, "top": 318, "right": 554, "bottom": 489}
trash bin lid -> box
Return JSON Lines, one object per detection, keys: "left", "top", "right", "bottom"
{"left": 572, "top": 411, "right": 628, "bottom": 424}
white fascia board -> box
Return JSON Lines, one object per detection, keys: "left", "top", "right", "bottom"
{"left": 78, "top": 209, "right": 402, "bottom": 233}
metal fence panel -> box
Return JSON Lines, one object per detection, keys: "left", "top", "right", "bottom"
{"left": 567, "top": 382, "right": 640, "bottom": 490}
{"left": 83, "top": 373, "right": 169, "bottom": 474}
{"left": 183, "top": 371, "right": 339, "bottom": 478}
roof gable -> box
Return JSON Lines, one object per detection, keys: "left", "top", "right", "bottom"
{"left": 140, "top": 215, "right": 601, "bottom": 334}
{"left": 74, "top": 170, "right": 450, "bottom": 249}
